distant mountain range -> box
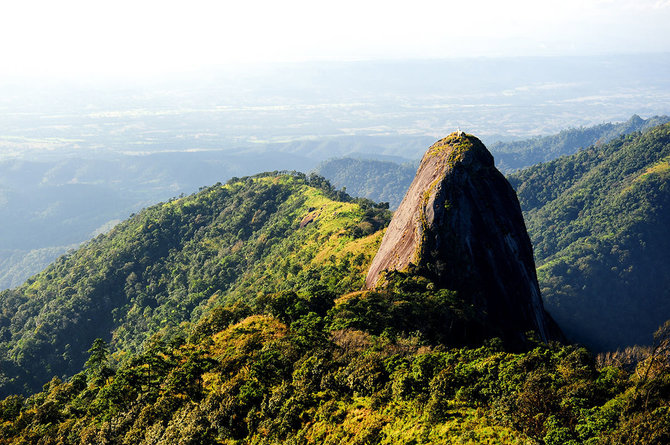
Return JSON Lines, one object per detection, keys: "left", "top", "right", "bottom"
{"left": 492, "top": 114, "right": 670, "bottom": 172}
{"left": 316, "top": 115, "right": 670, "bottom": 209}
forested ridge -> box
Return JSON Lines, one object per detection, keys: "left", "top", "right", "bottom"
{"left": 0, "top": 172, "right": 390, "bottom": 397}
{"left": 509, "top": 123, "right": 670, "bottom": 351}
{"left": 492, "top": 114, "right": 670, "bottom": 172}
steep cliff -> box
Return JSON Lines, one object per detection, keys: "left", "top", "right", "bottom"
{"left": 366, "top": 132, "right": 558, "bottom": 344}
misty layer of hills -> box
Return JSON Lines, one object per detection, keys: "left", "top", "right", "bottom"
{"left": 3, "top": 55, "right": 669, "bottom": 158}
{"left": 316, "top": 115, "right": 670, "bottom": 209}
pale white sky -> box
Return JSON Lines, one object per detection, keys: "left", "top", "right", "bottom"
{"left": 1, "top": 0, "right": 669, "bottom": 78}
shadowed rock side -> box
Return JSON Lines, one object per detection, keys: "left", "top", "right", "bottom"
{"left": 365, "top": 132, "right": 560, "bottom": 344}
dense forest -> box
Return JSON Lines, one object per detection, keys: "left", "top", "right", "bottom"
{"left": 509, "top": 123, "right": 670, "bottom": 351}
{"left": 0, "top": 200, "right": 668, "bottom": 442}
{"left": 0, "top": 172, "right": 390, "bottom": 397}
{"left": 3, "top": 300, "right": 670, "bottom": 444}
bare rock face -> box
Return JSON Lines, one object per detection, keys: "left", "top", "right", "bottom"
{"left": 366, "top": 132, "right": 559, "bottom": 343}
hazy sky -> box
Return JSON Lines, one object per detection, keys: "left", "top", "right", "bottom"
{"left": 1, "top": 0, "right": 669, "bottom": 78}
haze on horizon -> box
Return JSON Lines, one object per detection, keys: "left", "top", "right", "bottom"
{"left": 0, "top": 1, "right": 668, "bottom": 156}
{"left": 1, "top": 0, "right": 670, "bottom": 79}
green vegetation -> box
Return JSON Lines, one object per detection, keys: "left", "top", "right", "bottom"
{"left": 0, "top": 163, "right": 669, "bottom": 443}
{"left": 509, "top": 123, "right": 670, "bottom": 351}
{"left": 0, "top": 245, "right": 77, "bottom": 290}
{"left": 0, "top": 151, "right": 318, "bottom": 291}
{"left": 426, "top": 132, "right": 489, "bottom": 170}
{"left": 0, "top": 172, "right": 390, "bottom": 397}
{"left": 1, "top": 276, "right": 670, "bottom": 444}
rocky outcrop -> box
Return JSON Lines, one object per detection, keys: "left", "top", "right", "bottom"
{"left": 365, "top": 132, "right": 560, "bottom": 344}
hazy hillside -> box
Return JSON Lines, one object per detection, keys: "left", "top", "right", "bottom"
{"left": 509, "top": 124, "right": 670, "bottom": 351}
{"left": 315, "top": 158, "right": 417, "bottom": 209}
{"left": 0, "top": 150, "right": 317, "bottom": 290}
{"left": 493, "top": 114, "right": 670, "bottom": 172}
{"left": 4, "top": 55, "right": 670, "bottom": 158}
